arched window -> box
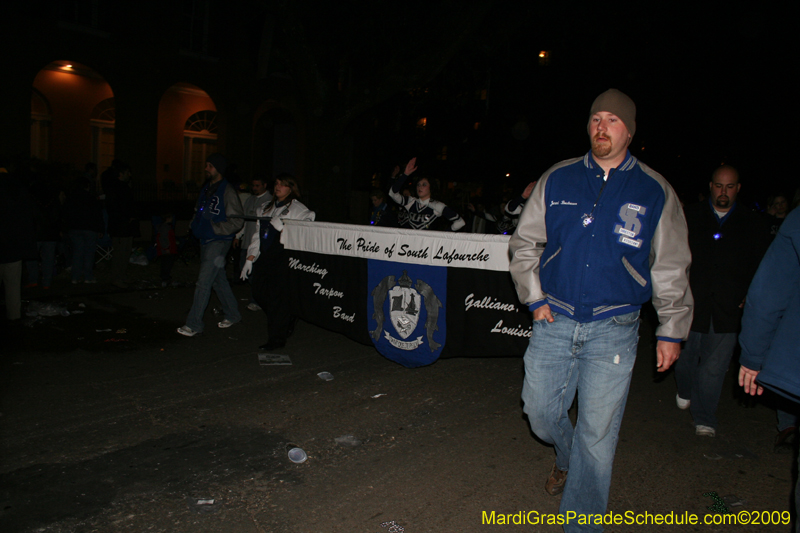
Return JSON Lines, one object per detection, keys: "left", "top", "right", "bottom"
{"left": 92, "top": 98, "right": 116, "bottom": 121}
{"left": 184, "top": 110, "right": 218, "bottom": 190}
{"left": 185, "top": 110, "right": 216, "bottom": 134}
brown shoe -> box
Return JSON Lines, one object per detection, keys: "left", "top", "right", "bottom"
{"left": 774, "top": 426, "right": 797, "bottom": 453}
{"left": 545, "top": 464, "right": 568, "bottom": 496}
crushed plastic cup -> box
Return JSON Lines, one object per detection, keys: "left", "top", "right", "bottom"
{"left": 288, "top": 447, "right": 308, "bottom": 463}
{"left": 317, "top": 372, "right": 334, "bottom": 381}
{"left": 186, "top": 496, "right": 222, "bottom": 514}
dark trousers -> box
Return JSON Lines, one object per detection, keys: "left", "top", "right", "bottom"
{"left": 250, "top": 250, "right": 291, "bottom": 344}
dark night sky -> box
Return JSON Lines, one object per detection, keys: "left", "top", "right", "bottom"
{"left": 354, "top": 1, "right": 792, "bottom": 205}
{"left": 470, "top": 3, "right": 790, "bottom": 203}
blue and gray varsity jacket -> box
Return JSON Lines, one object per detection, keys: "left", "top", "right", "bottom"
{"left": 509, "top": 151, "right": 693, "bottom": 343}
{"left": 191, "top": 179, "right": 244, "bottom": 244}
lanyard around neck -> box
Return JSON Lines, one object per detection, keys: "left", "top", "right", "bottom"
{"left": 581, "top": 167, "right": 618, "bottom": 227}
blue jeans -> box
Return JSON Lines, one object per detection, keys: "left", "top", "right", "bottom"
{"left": 521, "top": 310, "right": 640, "bottom": 533}
{"left": 674, "top": 320, "right": 738, "bottom": 429}
{"left": 184, "top": 239, "right": 241, "bottom": 333}
{"left": 69, "top": 230, "right": 97, "bottom": 282}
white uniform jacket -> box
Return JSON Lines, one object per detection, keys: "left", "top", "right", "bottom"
{"left": 246, "top": 199, "right": 315, "bottom": 262}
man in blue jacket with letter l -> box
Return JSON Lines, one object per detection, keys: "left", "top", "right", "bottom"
{"left": 178, "top": 153, "right": 244, "bottom": 337}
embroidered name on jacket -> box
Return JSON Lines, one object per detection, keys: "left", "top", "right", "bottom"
{"left": 549, "top": 200, "right": 578, "bottom": 207}
{"left": 614, "top": 203, "right": 647, "bottom": 248}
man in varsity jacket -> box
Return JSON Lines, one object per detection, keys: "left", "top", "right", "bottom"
{"left": 509, "top": 89, "right": 692, "bottom": 532}
{"left": 178, "top": 153, "right": 244, "bottom": 337}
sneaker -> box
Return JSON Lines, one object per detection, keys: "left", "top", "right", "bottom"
{"left": 218, "top": 319, "right": 237, "bottom": 328}
{"left": 246, "top": 302, "right": 262, "bottom": 311}
{"left": 695, "top": 425, "right": 716, "bottom": 437}
{"left": 544, "top": 464, "right": 568, "bottom": 496}
{"left": 177, "top": 325, "right": 199, "bottom": 337}
{"left": 676, "top": 394, "right": 691, "bottom": 410}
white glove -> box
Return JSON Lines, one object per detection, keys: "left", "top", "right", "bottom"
{"left": 270, "top": 217, "right": 284, "bottom": 231}
{"left": 240, "top": 259, "right": 253, "bottom": 280}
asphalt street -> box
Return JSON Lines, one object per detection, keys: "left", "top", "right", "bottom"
{"left": 0, "top": 265, "right": 795, "bottom": 532}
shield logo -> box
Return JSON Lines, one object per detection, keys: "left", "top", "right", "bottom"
{"left": 388, "top": 273, "right": 420, "bottom": 339}
{"left": 367, "top": 262, "right": 447, "bottom": 368}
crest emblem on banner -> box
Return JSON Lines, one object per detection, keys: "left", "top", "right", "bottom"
{"left": 368, "top": 264, "right": 447, "bottom": 367}
{"left": 388, "top": 273, "right": 421, "bottom": 341}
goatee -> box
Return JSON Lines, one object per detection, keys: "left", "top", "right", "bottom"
{"left": 591, "top": 135, "right": 612, "bottom": 158}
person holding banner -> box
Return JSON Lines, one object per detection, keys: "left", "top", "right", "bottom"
{"left": 241, "top": 174, "right": 315, "bottom": 351}
{"left": 389, "top": 158, "right": 465, "bottom": 232}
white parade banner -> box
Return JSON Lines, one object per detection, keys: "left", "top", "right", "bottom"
{"left": 281, "top": 220, "right": 512, "bottom": 272}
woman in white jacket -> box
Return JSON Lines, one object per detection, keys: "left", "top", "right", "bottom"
{"left": 240, "top": 174, "right": 315, "bottom": 350}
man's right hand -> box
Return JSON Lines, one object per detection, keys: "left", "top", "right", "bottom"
{"left": 739, "top": 365, "right": 763, "bottom": 396}
{"left": 533, "top": 303, "right": 554, "bottom": 323}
